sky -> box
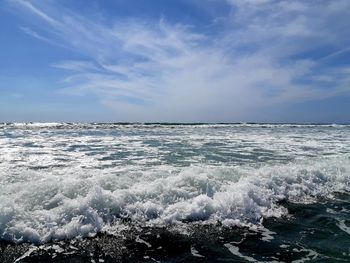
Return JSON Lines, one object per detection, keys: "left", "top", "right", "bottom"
{"left": 1, "top": 0, "right": 350, "bottom": 123}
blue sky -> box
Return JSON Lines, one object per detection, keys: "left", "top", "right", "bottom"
{"left": 1, "top": 0, "right": 350, "bottom": 122}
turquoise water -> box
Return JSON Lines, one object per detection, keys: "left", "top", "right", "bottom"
{"left": 0, "top": 123, "right": 349, "bottom": 262}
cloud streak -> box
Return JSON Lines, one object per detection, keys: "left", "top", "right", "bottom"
{"left": 8, "top": 0, "right": 350, "bottom": 121}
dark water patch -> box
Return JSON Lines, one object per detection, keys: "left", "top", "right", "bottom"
{"left": 21, "top": 142, "right": 44, "bottom": 148}
{"left": 99, "top": 152, "right": 130, "bottom": 161}
{"left": 29, "top": 164, "right": 68, "bottom": 170}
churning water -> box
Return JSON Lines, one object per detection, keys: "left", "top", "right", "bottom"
{"left": 0, "top": 123, "right": 349, "bottom": 262}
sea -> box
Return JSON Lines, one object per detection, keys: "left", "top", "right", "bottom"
{"left": 0, "top": 123, "right": 349, "bottom": 262}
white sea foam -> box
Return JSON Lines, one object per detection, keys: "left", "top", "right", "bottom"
{"left": 224, "top": 243, "right": 257, "bottom": 262}
{"left": 190, "top": 246, "right": 205, "bottom": 258}
{"left": 336, "top": 220, "right": 350, "bottom": 235}
{"left": 0, "top": 125, "right": 349, "bottom": 244}
{"left": 0, "top": 158, "right": 349, "bottom": 243}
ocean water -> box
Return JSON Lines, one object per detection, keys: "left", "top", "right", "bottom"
{"left": 0, "top": 123, "right": 349, "bottom": 262}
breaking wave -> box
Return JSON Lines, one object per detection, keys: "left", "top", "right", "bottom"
{"left": 1, "top": 157, "right": 349, "bottom": 244}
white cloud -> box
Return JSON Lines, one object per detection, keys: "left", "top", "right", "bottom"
{"left": 52, "top": 61, "right": 99, "bottom": 72}
{"left": 8, "top": 0, "right": 350, "bottom": 121}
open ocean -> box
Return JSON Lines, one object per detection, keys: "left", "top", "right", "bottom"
{"left": 0, "top": 123, "right": 349, "bottom": 262}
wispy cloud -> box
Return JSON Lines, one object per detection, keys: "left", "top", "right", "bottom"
{"left": 52, "top": 61, "right": 99, "bottom": 72}
{"left": 7, "top": 0, "right": 350, "bottom": 121}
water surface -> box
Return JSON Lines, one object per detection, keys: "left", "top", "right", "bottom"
{"left": 0, "top": 123, "right": 349, "bottom": 262}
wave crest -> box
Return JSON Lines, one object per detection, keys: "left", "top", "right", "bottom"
{"left": 0, "top": 157, "right": 349, "bottom": 243}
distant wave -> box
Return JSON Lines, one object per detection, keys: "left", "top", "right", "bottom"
{"left": 1, "top": 122, "right": 350, "bottom": 130}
